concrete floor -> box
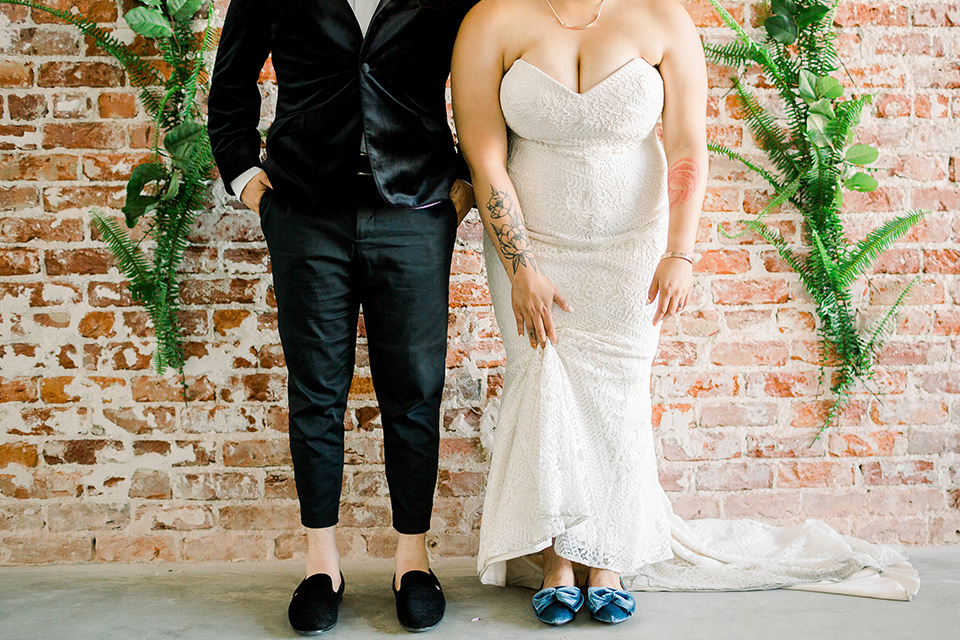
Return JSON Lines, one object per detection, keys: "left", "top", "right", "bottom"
{"left": 0, "top": 548, "right": 957, "bottom": 640}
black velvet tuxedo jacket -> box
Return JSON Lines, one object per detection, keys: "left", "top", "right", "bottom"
{"left": 207, "top": 0, "right": 476, "bottom": 210}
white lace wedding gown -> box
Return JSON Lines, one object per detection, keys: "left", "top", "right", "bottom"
{"left": 476, "top": 57, "right": 919, "bottom": 601}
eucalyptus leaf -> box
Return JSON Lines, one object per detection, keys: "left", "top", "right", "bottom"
{"left": 123, "top": 162, "right": 166, "bottom": 227}
{"left": 161, "top": 171, "right": 181, "bottom": 201}
{"left": 123, "top": 7, "right": 174, "bottom": 38}
{"left": 844, "top": 172, "right": 879, "bottom": 192}
{"left": 798, "top": 70, "right": 818, "bottom": 104}
{"left": 764, "top": 14, "right": 797, "bottom": 45}
{"left": 167, "top": 0, "right": 205, "bottom": 22}
{"left": 806, "top": 113, "right": 831, "bottom": 147}
{"left": 770, "top": 0, "right": 797, "bottom": 16}
{"left": 815, "top": 75, "right": 844, "bottom": 100}
{"left": 797, "top": 3, "right": 829, "bottom": 29}
{"left": 164, "top": 122, "right": 205, "bottom": 162}
{"left": 845, "top": 144, "right": 879, "bottom": 166}
{"left": 139, "top": 0, "right": 162, "bottom": 7}
{"left": 809, "top": 98, "right": 835, "bottom": 119}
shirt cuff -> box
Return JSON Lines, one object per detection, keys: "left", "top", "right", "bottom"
{"left": 230, "top": 166, "right": 265, "bottom": 200}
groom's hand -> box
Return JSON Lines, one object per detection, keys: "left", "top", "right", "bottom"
{"left": 240, "top": 170, "right": 273, "bottom": 216}
{"left": 450, "top": 179, "right": 474, "bottom": 224}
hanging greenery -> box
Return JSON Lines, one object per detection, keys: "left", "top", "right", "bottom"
{"left": 704, "top": 0, "right": 927, "bottom": 440}
{"left": 2, "top": 0, "right": 221, "bottom": 402}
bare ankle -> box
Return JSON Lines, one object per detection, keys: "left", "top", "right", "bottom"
{"left": 541, "top": 542, "right": 575, "bottom": 588}
{"left": 587, "top": 568, "right": 621, "bottom": 590}
{"left": 305, "top": 525, "right": 341, "bottom": 588}
{"left": 394, "top": 532, "right": 430, "bottom": 588}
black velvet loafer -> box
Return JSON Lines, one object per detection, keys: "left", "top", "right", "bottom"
{"left": 288, "top": 571, "right": 345, "bottom": 636}
{"left": 392, "top": 569, "right": 445, "bottom": 632}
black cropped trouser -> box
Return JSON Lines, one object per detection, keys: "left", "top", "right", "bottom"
{"left": 258, "top": 174, "right": 457, "bottom": 534}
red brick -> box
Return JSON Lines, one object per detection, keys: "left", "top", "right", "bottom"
{"left": 0, "top": 247, "right": 40, "bottom": 275}
{"left": 696, "top": 462, "right": 773, "bottom": 491}
{"left": 0, "top": 214, "right": 83, "bottom": 242}
{"left": 94, "top": 534, "right": 180, "bottom": 562}
{"left": 916, "top": 94, "right": 951, "bottom": 118}
{"left": 3, "top": 534, "right": 93, "bottom": 563}
{"left": 0, "top": 60, "right": 33, "bottom": 87}
{"left": 710, "top": 341, "right": 788, "bottom": 366}
{"left": 834, "top": 3, "right": 908, "bottom": 26}
{"left": 828, "top": 431, "right": 903, "bottom": 457}
{"left": 0, "top": 442, "right": 39, "bottom": 468}
{"left": 713, "top": 279, "right": 790, "bottom": 305}
{"left": 700, "top": 401, "right": 778, "bottom": 427}
{"left": 891, "top": 155, "right": 945, "bottom": 181}
{"left": 42, "top": 439, "right": 123, "bottom": 465}
{"left": 7, "top": 93, "right": 47, "bottom": 120}
{"left": 135, "top": 505, "right": 214, "bottom": 532}
{"left": 747, "top": 434, "right": 825, "bottom": 459}
{"left": 222, "top": 440, "right": 292, "bottom": 467}
{"left": 131, "top": 376, "right": 216, "bottom": 403}
{"left": 914, "top": 3, "right": 960, "bottom": 26}
{"left": 46, "top": 502, "right": 129, "bottom": 531}
{"left": 179, "top": 278, "right": 259, "bottom": 305}
{"left": 51, "top": 91, "right": 94, "bottom": 118}
{"left": 876, "top": 33, "right": 945, "bottom": 56}
{"left": 219, "top": 503, "right": 301, "bottom": 530}
{"left": 915, "top": 62, "right": 960, "bottom": 89}
{"left": 0, "top": 153, "right": 77, "bottom": 181}
{"left": 98, "top": 92, "right": 137, "bottom": 118}
{"left": 437, "top": 470, "right": 485, "bottom": 497}
{"left": 915, "top": 188, "right": 960, "bottom": 211}
{"left": 861, "top": 460, "right": 936, "bottom": 485}
{"left": 81, "top": 152, "right": 153, "bottom": 181}
{"left": 693, "top": 249, "right": 750, "bottom": 274}
{"left": 745, "top": 371, "right": 820, "bottom": 398}
{"left": 662, "top": 431, "right": 742, "bottom": 461}
{"left": 923, "top": 249, "right": 960, "bottom": 272}
{"left": 870, "top": 400, "right": 948, "bottom": 425}
{"left": 652, "top": 340, "right": 698, "bottom": 366}
{"left": 778, "top": 461, "right": 853, "bottom": 488}
{"left": 874, "top": 94, "right": 912, "bottom": 118}
{"left": 175, "top": 471, "right": 260, "bottom": 500}
{"left": 42, "top": 122, "right": 125, "bottom": 149}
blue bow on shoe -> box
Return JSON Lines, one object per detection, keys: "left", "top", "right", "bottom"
{"left": 533, "top": 586, "right": 584, "bottom": 613}
{"left": 586, "top": 587, "right": 636, "bottom": 624}
{"left": 532, "top": 586, "right": 583, "bottom": 625}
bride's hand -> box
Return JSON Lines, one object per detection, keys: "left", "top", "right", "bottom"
{"left": 647, "top": 257, "right": 693, "bottom": 325}
{"left": 511, "top": 269, "right": 571, "bottom": 348}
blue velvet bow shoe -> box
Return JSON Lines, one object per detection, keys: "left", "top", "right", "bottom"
{"left": 585, "top": 580, "right": 636, "bottom": 624}
{"left": 531, "top": 583, "right": 584, "bottom": 626}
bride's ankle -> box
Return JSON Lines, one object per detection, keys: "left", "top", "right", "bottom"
{"left": 541, "top": 547, "right": 575, "bottom": 588}
{"left": 587, "top": 568, "right": 621, "bottom": 590}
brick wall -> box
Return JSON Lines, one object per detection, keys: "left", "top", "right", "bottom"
{"left": 0, "top": 1, "right": 957, "bottom": 565}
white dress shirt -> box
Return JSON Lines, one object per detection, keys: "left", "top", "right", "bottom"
{"left": 231, "top": 0, "right": 381, "bottom": 199}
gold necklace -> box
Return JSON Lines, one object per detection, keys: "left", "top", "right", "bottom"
{"left": 544, "top": 0, "right": 606, "bottom": 30}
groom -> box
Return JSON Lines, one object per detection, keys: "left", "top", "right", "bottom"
{"left": 208, "top": 0, "right": 476, "bottom": 634}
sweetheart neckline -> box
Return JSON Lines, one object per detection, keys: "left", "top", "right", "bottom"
{"left": 507, "top": 56, "right": 659, "bottom": 96}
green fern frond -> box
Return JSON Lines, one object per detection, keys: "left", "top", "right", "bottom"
{"left": 838, "top": 210, "right": 926, "bottom": 287}
{"left": 707, "top": 142, "right": 784, "bottom": 191}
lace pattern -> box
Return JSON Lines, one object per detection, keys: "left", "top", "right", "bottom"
{"left": 477, "top": 57, "right": 909, "bottom": 593}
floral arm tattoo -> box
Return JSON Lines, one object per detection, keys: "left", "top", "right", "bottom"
{"left": 667, "top": 157, "right": 700, "bottom": 210}
{"left": 485, "top": 185, "right": 538, "bottom": 274}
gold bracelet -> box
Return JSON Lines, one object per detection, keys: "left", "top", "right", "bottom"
{"left": 660, "top": 251, "right": 695, "bottom": 265}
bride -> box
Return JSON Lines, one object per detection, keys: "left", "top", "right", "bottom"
{"left": 451, "top": 0, "right": 915, "bottom": 627}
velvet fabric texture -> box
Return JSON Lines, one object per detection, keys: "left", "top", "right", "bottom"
{"left": 531, "top": 585, "right": 583, "bottom": 625}
{"left": 392, "top": 569, "right": 446, "bottom": 631}
{"left": 208, "top": 0, "right": 476, "bottom": 211}
{"left": 287, "top": 572, "right": 345, "bottom": 635}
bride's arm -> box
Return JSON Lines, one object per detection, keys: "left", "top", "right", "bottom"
{"left": 451, "top": 4, "right": 570, "bottom": 349}
{"left": 648, "top": 1, "right": 709, "bottom": 324}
